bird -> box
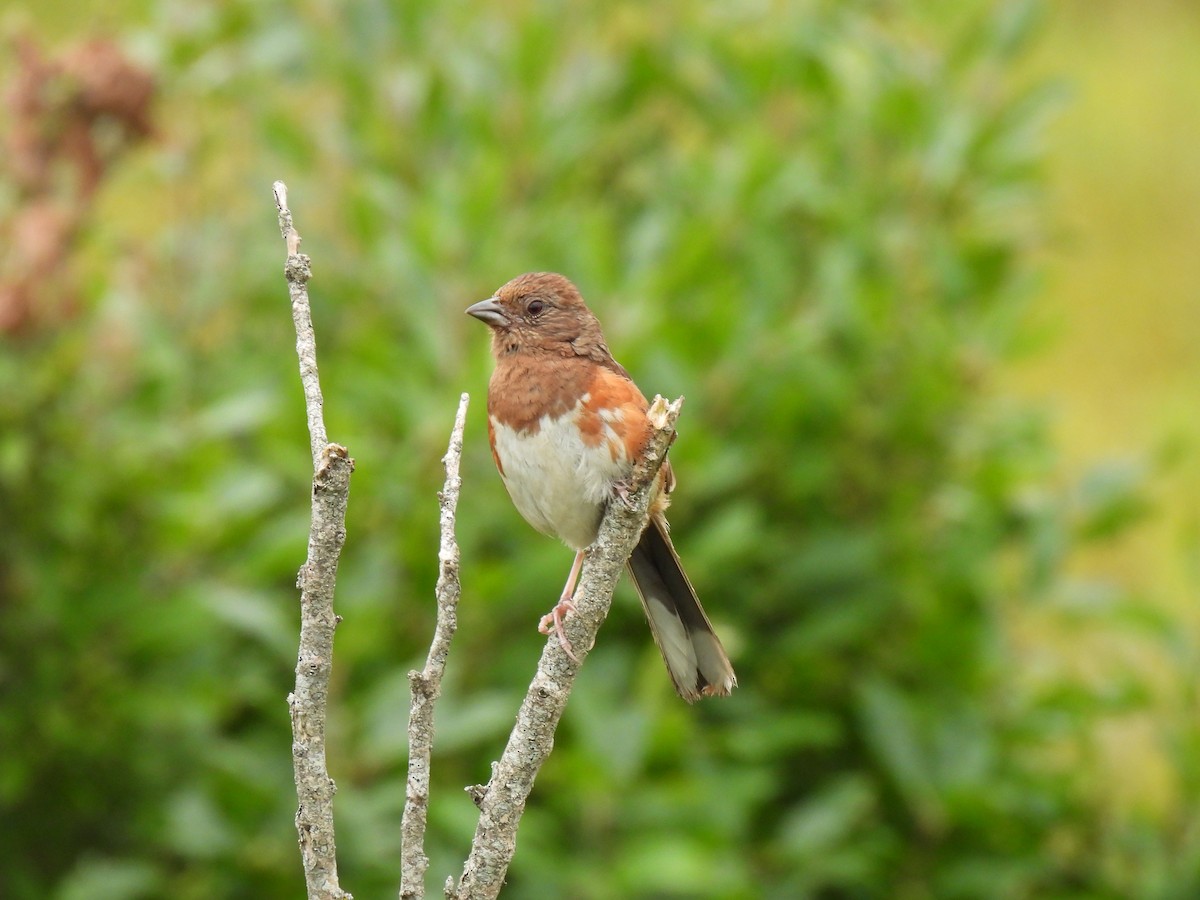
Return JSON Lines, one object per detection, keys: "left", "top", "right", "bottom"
{"left": 466, "top": 272, "right": 736, "bottom": 701}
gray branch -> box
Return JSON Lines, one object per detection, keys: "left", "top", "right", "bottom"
{"left": 275, "top": 181, "right": 355, "bottom": 900}
{"left": 400, "top": 393, "right": 470, "bottom": 899}
{"left": 449, "top": 396, "right": 684, "bottom": 900}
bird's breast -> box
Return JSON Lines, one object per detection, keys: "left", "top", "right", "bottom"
{"left": 489, "top": 395, "right": 633, "bottom": 550}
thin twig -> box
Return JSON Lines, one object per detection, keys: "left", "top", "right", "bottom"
{"left": 400, "top": 393, "right": 470, "bottom": 899}
{"left": 275, "top": 181, "right": 354, "bottom": 900}
{"left": 275, "top": 181, "right": 326, "bottom": 466}
{"left": 450, "top": 396, "right": 684, "bottom": 900}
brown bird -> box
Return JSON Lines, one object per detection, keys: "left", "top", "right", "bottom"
{"left": 466, "top": 272, "right": 735, "bottom": 701}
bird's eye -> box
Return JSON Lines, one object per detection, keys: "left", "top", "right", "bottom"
{"left": 527, "top": 299, "right": 546, "bottom": 316}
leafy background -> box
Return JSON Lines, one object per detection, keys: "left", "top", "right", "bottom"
{"left": 2, "top": 0, "right": 1197, "bottom": 897}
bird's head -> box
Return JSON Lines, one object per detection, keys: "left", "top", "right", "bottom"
{"left": 466, "top": 272, "right": 605, "bottom": 356}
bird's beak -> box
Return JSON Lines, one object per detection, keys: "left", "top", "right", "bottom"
{"left": 465, "top": 297, "right": 510, "bottom": 327}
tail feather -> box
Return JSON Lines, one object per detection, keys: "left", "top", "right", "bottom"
{"left": 626, "top": 516, "right": 736, "bottom": 702}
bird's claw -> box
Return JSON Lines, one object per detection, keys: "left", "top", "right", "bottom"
{"left": 612, "top": 478, "right": 636, "bottom": 509}
{"left": 538, "top": 597, "right": 579, "bottom": 663}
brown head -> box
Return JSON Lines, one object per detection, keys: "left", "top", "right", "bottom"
{"left": 465, "top": 272, "right": 609, "bottom": 359}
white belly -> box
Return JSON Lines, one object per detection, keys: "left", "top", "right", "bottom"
{"left": 491, "top": 403, "right": 631, "bottom": 550}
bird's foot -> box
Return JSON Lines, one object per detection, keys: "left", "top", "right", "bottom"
{"left": 538, "top": 596, "right": 579, "bottom": 663}
{"left": 612, "top": 478, "right": 636, "bottom": 509}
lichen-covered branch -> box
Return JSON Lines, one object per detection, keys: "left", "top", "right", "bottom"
{"left": 449, "top": 397, "right": 684, "bottom": 900}
{"left": 400, "top": 393, "right": 470, "bottom": 900}
{"left": 274, "top": 180, "right": 354, "bottom": 900}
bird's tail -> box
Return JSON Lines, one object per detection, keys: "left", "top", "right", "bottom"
{"left": 627, "top": 516, "right": 736, "bottom": 702}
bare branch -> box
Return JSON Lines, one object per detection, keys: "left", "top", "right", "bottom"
{"left": 400, "top": 393, "right": 470, "bottom": 899}
{"left": 275, "top": 180, "right": 354, "bottom": 900}
{"left": 450, "top": 396, "right": 684, "bottom": 900}
{"left": 274, "top": 180, "right": 326, "bottom": 466}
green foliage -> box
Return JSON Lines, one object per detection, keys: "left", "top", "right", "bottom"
{"left": 3, "top": 0, "right": 1197, "bottom": 897}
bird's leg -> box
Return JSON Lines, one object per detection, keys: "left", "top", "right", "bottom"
{"left": 539, "top": 549, "right": 585, "bottom": 662}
